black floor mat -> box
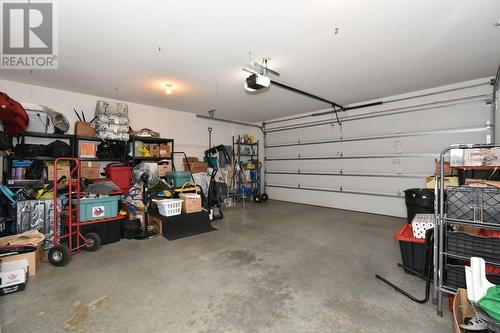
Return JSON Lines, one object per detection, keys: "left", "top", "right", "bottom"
{"left": 160, "top": 211, "right": 217, "bottom": 240}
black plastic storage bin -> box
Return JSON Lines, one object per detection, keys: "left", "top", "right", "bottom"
{"left": 447, "top": 231, "right": 500, "bottom": 263}
{"left": 446, "top": 264, "right": 500, "bottom": 289}
{"left": 447, "top": 186, "right": 500, "bottom": 224}
{"left": 447, "top": 186, "right": 481, "bottom": 221}
{"left": 404, "top": 188, "right": 434, "bottom": 223}
{"left": 395, "top": 224, "right": 427, "bottom": 275}
{"left": 481, "top": 187, "right": 500, "bottom": 224}
{"left": 79, "top": 219, "right": 121, "bottom": 245}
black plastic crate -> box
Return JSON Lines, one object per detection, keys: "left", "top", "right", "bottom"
{"left": 446, "top": 264, "right": 500, "bottom": 289}
{"left": 447, "top": 231, "right": 500, "bottom": 263}
{"left": 482, "top": 188, "right": 500, "bottom": 224}
{"left": 446, "top": 186, "right": 479, "bottom": 221}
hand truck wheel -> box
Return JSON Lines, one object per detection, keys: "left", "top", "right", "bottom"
{"left": 260, "top": 193, "right": 269, "bottom": 201}
{"left": 48, "top": 244, "right": 72, "bottom": 267}
{"left": 254, "top": 195, "right": 262, "bottom": 203}
{"left": 83, "top": 232, "right": 101, "bottom": 252}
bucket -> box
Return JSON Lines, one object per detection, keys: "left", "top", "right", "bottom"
{"left": 404, "top": 188, "right": 434, "bottom": 223}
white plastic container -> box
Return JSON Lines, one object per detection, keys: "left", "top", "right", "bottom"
{"left": 157, "top": 199, "right": 183, "bottom": 217}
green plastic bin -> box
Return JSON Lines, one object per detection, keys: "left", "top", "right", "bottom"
{"left": 73, "top": 196, "right": 121, "bottom": 222}
{"left": 166, "top": 171, "right": 192, "bottom": 188}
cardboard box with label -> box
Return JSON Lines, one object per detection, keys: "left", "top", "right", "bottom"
{"left": 46, "top": 162, "right": 71, "bottom": 181}
{"left": 179, "top": 193, "right": 202, "bottom": 213}
{"left": 1, "top": 245, "right": 43, "bottom": 277}
{"left": 158, "top": 161, "right": 172, "bottom": 177}
{"left": 160, "top": 144, "right": 171, "bottom": 158}
{"left": 150, "top": 144, "right": 160, "bottom": 157}
{"left": 0, "top": 259, "right": 28, "bottom": 297}
{"left": 79, "top": 142, "right": 97, "bottom": 158}
{"left": 80, "top": 161, "right": 100, "bottom": 179}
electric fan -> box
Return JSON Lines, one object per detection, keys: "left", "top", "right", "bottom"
{"left": 132, "top": 163, "right": 160, "bottom": 239}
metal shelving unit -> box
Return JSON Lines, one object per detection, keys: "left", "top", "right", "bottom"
{"left": 435, "top": 143, "right": 500, "bottom": 316}
{"left": 74, "top": 135, "right": 128, "bottom": 165}
{"left": 232, "top": 135, "right": 259, "bottom": 194}
{"left": 129, "top": 136, "right": 174, "bottom": 166}
{"left": 4, "top": 131, "right": 75, "bottom": 188}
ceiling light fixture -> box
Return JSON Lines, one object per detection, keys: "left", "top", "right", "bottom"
{"left": 165, "top": 83, "right": 173, "bottom": 95}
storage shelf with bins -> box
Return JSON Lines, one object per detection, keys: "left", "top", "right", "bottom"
{"left": 74, "top": 135, "right": 128, "bottom": 164}
{"left": 3, "top": 131, "right": 75, "bottom": 188}
{"left": 4, "top": 132, "right": 176, "bottom": 186}
{"left": 129, "top": 136, "right": 174, "bottom": 166}
{"left": 435, "top": 144, "right": 500, "bottom": 316}
{"left": 232, "top": 135, "right": 259, "bottom": 193}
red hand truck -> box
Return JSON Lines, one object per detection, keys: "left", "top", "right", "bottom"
{"left": 48, "top": 158, "right": 125, "bottom": 266}
{"left": 47, "top": 158, "right": 95, "bottom": 266}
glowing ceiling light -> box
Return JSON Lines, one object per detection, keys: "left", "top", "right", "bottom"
{"left": 165, "top": 83, "right": 173, "bottom": 95}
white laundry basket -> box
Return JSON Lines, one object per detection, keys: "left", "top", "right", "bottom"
{"left": 157, "top": 199, "right": 183, "bottom": 217}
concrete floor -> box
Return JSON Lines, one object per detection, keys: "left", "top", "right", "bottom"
{"left": 0, "top": 201, "right": 451, "bottom": 333}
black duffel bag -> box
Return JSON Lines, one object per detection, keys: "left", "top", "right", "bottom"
{"left": 46, "top": 139, "right": 71, "bottom": 157}
{"left": 97, "top": 140, "right": 125, "bottom": 159}
{"left": 13, "top": 137, "right": 47, "bottom": 157}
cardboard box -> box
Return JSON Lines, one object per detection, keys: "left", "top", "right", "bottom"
{"left": 160, "top": 144, "right": 171, "bottom": 158}
{"left": 0, "top": 259, "right": 28, "bottom": 297}
{"left": 158, "top": 162, "right": 172, "bottom": 177}
{"left": 79, "top": 142, "right": 97, "bottom": 158}
{"left": 81, "top": 161, "right": 100, "bottom": 179}
{"left": 179, "top": 193, "right": 202, "bottom": 213}
{"left": 184, "top": 161, "right": 208, "bottom": 174}
{"left": 1, "top": 245, "right": 43, "bottom": 277}
{"left": 150, "top": 144, "right": 160, "bottom": 157}
{"left": 453, "top": 288, "right": 475, "bottom": 333}
{"left": 425, "top": 176, "right": 459, "bottom": 189}
{"left": 75, "top": 121, "right": 96, "bottom": 137}
{"left": 183, "top": 157, "right": 199, "bottom": 164}
{"left": 47, "top": 164, "right": 70, "bottom": 181}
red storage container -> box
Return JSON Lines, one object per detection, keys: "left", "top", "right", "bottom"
{"left": 105, "top": 165, "right": 132, "bottom": 193}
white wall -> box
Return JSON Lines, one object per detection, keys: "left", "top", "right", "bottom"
{"left": 264, "top": 78, "right": 495, "bottom": 217}
{"left": 0, "top": 79, "right": 263, "bottom": 175}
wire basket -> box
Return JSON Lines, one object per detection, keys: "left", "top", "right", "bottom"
{"left": 157, "top": 199, "right": 183, "bottom": 217}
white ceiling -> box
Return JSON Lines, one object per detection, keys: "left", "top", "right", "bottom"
{"left": 1, "top": 0, "right": 500, "bottom": 122}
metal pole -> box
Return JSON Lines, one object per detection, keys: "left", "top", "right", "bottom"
{"left": 266, "top": 184, "right": 402, "bottom": 198}
{"left": 265, "top": 126, "right": 488, "bottom": 148}
{"left": 196, "top": 114, "right": 264, "bottom": 131}
{"left": 265, "top": 95, "right": 490, "bottom": 133}
{"left": 269, "top": 80, "right": 343, "bottom": 108}
{"left": 437, "top": 147, "right": 447, "bottom": 316}
{"left": 266, "top": 153, "right": 438, "bottom": 161}
{"left": 433, "top": 170, "right": 438, "bottom": 304}
{"left": 265, "top": 170, "right": 427, "bottom": 179}
{"left": 264, "top": 81, "right": 491, "bottom": 126}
